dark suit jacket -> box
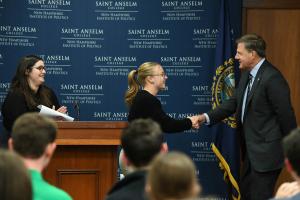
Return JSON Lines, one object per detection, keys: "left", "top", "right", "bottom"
{"left": 208, "top": 60, "right": 297, "bottom": 172}
{"left": 105, "top": 170, "right": 148, "bottom": 200}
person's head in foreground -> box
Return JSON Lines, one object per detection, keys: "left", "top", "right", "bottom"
{"left": 283, "top": 128, "right": 300, "bottom": 182}
{"left": 146, "top": 151, "right": 201, "bottom": 200}
{"left": 121, "top": 118, "right": 166, "bottom": 170}
{"left": 0, "top": 149, "right": 32, "bottom": 200}
{"left": 9, "top": 112, "right": 57, "bottom": 171}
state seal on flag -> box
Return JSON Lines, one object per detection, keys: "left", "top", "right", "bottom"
{"left": 211, "top": 58, "right": 237, "bottom": 128}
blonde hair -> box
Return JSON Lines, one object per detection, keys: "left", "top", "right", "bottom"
{"left": 125, "top": 62, "right": 160, "bottom": 106}
{"left": 147, "top": 152, "right": 201, "bottom": 200}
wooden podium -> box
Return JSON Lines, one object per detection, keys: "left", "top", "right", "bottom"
{"left": 43, "top": 121, "right": 127, "bottom": 200}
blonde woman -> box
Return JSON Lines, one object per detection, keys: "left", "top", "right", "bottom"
{"left": 125, "top": 62, "right": 200, "bottom": 132}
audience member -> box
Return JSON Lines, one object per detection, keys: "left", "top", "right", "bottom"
{"left": 146, "top": 151, "right": 201, "bottom": 200}
{"left": 106, "top": 118, "right": 167, "bottom": 200}
{"left": 271, "top": 128, "right": 300, "bottom": 200}
{"left": 0, "top": 149, "right": 32, "bottom": 200}
{"left": 9, "top": 113, "right": 72, "bottom": 200}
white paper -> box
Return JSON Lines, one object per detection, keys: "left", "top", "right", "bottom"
{"left": 38, "top": 105, "right": 74, "bottom": 121}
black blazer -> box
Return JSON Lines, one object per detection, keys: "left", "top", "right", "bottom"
{"left": 208, "top": 60, "right": 297, "bottom": 172}
{"left": 105, "top": 170, "right": 147, "bottom": 200}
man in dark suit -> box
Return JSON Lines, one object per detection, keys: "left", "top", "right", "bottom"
{"left": 200, "top": 34, "right": 297, "bottom": 200}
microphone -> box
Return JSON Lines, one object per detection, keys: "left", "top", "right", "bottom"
{"left": 73, "top": 101, "right": 80, "bottom": 121}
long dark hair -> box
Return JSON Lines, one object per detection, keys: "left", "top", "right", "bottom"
{"left": 10, "top": 55, "right": 52, "bottom": 109}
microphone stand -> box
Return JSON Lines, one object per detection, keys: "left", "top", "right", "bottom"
{"left": 73, "top": 101, "right": 80, "bottom": 121}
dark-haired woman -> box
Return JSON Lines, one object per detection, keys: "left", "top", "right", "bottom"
{"left": 1, "top": 55, "right": 67, "bottom": 137}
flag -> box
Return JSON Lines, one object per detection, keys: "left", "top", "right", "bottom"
{"left": 210, "top": 0, "right": 240, "bottom": 199}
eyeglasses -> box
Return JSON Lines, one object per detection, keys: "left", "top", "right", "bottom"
{"left": 33, "top": 65, "right": 46, "bottom": 71}
{"left": 151, "top": 72, "right": 167, "bottom": 78}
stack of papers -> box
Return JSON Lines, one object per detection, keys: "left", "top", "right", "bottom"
{"left": 38, "top": 105, "right": 74, "bottom": 121}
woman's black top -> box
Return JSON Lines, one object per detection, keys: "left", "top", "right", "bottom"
{"left": 1, "top": 86, "right": 60, "bottom": 132}
{"left": 128, "top": 90, "right": 192, "bottom": 133}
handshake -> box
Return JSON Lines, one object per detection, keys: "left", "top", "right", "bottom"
{"left": 187, "top": 114, "right": 207, "bottom": 129}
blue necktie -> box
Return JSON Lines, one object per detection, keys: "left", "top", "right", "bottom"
{"left": 241, "top": 74, "right": 253, "bottom": 122}
{"left": 246, "top": 74, "right": 253, "bottom": 103}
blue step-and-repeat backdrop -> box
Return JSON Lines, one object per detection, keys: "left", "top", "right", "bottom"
{"left": 0, "top": 0, "right": 241, "bottom": 198}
